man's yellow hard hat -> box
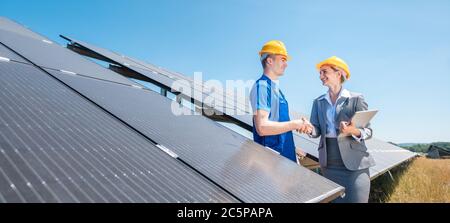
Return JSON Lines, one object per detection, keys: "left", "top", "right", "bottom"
{"left": 259, "top": 40, "right": 291, "bottom": 60}
{"left": 316, "top": 56, "right": 350, "bottom": 80}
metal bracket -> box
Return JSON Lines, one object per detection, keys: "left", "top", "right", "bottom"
{"left": 156, "top": 144, "right": 179, "bottom": 159}
{"left": 0, "top": 56, "right": 11, "bottom": 62}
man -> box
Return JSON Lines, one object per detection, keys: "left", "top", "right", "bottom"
{"left": 250, "top": 40, "right": 312, "bottom": 162}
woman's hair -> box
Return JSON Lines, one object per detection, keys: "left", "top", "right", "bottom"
{"left": 329, "top": 66, "right": 347, "bottom": 83}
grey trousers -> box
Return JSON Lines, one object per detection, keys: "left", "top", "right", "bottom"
{"left": 322, "top": 138, "right": 370, "bottom": 203}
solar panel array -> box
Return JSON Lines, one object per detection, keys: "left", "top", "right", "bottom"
{"left": 0, "top": 17, "right": 344, "bottom": 203}
{"left": 0, "top": 60, "right": 238, "bottom": 203}
{"left": 46, "top": 69, "right": 343, "bottom": 203}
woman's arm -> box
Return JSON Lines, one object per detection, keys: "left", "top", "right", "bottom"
{"left": 340, "top": 95, "right": 373, "bottom": 141}
{"left": 309, "top": 99, "right": 321, "bottom": 138}
{"left": 354, "top": 95, "right": 373, "bottom": 141}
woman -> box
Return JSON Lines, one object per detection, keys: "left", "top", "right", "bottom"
{"left": 307, "top": 56, "right": 375, "bottom": 203}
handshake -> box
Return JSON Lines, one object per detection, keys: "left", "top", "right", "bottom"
{"left": 293, "top": 117, "right": 314, "bottom": 135}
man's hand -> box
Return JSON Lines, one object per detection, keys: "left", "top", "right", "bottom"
{"left": 294, "top": 117, "right": 313, "bottom": 134}
{"left": 291, "top": 119, "right": 304, "bottom": 130}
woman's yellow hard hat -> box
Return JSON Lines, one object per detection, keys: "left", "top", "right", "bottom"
{"left": 316, "top": 56, "right": 350, "bottom": 80}
{"left": 259, "top": 40, "right": 291, "bottom": 60}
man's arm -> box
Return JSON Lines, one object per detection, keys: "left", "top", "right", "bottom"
{"left": 250, "top": 79, "right": 311, "bottom": 136}
{"left": 254, "top": 110, "right": 307, "bottom": 136}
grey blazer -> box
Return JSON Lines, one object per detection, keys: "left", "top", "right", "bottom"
{"left": 309, "top": 89, "right": 376, "bottom": 171}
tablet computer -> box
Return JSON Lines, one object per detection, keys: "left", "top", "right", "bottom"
{"left": 351, "top": 110, "right": 378, "bottom": 128}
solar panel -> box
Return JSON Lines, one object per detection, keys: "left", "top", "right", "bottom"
{"left": 366, "top": 139, "right": 416, "bottom": 179}
{"left": 59, "top": 35, "right": 151, "bottom": 71}
{"left": 111, "top": 63, "right": 239, "bottom": 114}
{"left": 0, "top": 29, "right": 136, "bottom": 86}
{"left": 60, "top": 35, "right": 251, "bottom": 114}
{"left": 122, "top": 53, "right": 252, "bottom": 113}
{"left": 124, "top": 65, "right": 178, "bottom": 90}
{"left": 0, "top": 17, "right": 49, "bottom": 41}
{"left": 0, "top": 60, "right": 239, "bottom": 203}
{"left": 45, "top": 68, "right": 344, "bottom": 203}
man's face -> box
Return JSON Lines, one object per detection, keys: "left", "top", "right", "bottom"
{"left": 268, "top": 54, "right": 288, "bottom": 76}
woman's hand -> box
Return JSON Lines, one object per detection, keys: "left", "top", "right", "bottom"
{"left": 340, "top": 121, "right": 361, "bottom": 137}
{"left": 302, "top": 117, "right": 314, "bottom": 134}
{"left": 296, "top": 117, "right": 313, "bottom": 134}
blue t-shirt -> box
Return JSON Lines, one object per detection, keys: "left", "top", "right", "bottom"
{"left": 249, "top": 74, "right": 296, "bottom": 162}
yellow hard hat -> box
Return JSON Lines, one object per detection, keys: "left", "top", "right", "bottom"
{"left": 259, "top": 40, "right": 291, "bottom": 60}
{"left": 316, "top": 56, "right": 350, "bottom": 80}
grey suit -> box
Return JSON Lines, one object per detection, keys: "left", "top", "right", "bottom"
{"left": 310, "top": 90, "right": 376, "bottom": 171}
{"left": 310, "top": 89, "right": 375, "bottom": 203}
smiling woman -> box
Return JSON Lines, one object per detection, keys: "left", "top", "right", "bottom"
{"left": 308, "top": 56, "right": 375, "bottom": 203}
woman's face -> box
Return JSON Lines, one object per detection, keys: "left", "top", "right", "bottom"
{"left": 319, "top": 65, "right": 341, "bottom": 87}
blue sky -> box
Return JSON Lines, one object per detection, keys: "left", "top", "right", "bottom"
{"left": 2, "top": 0, "right": 449, "bottom": 143}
